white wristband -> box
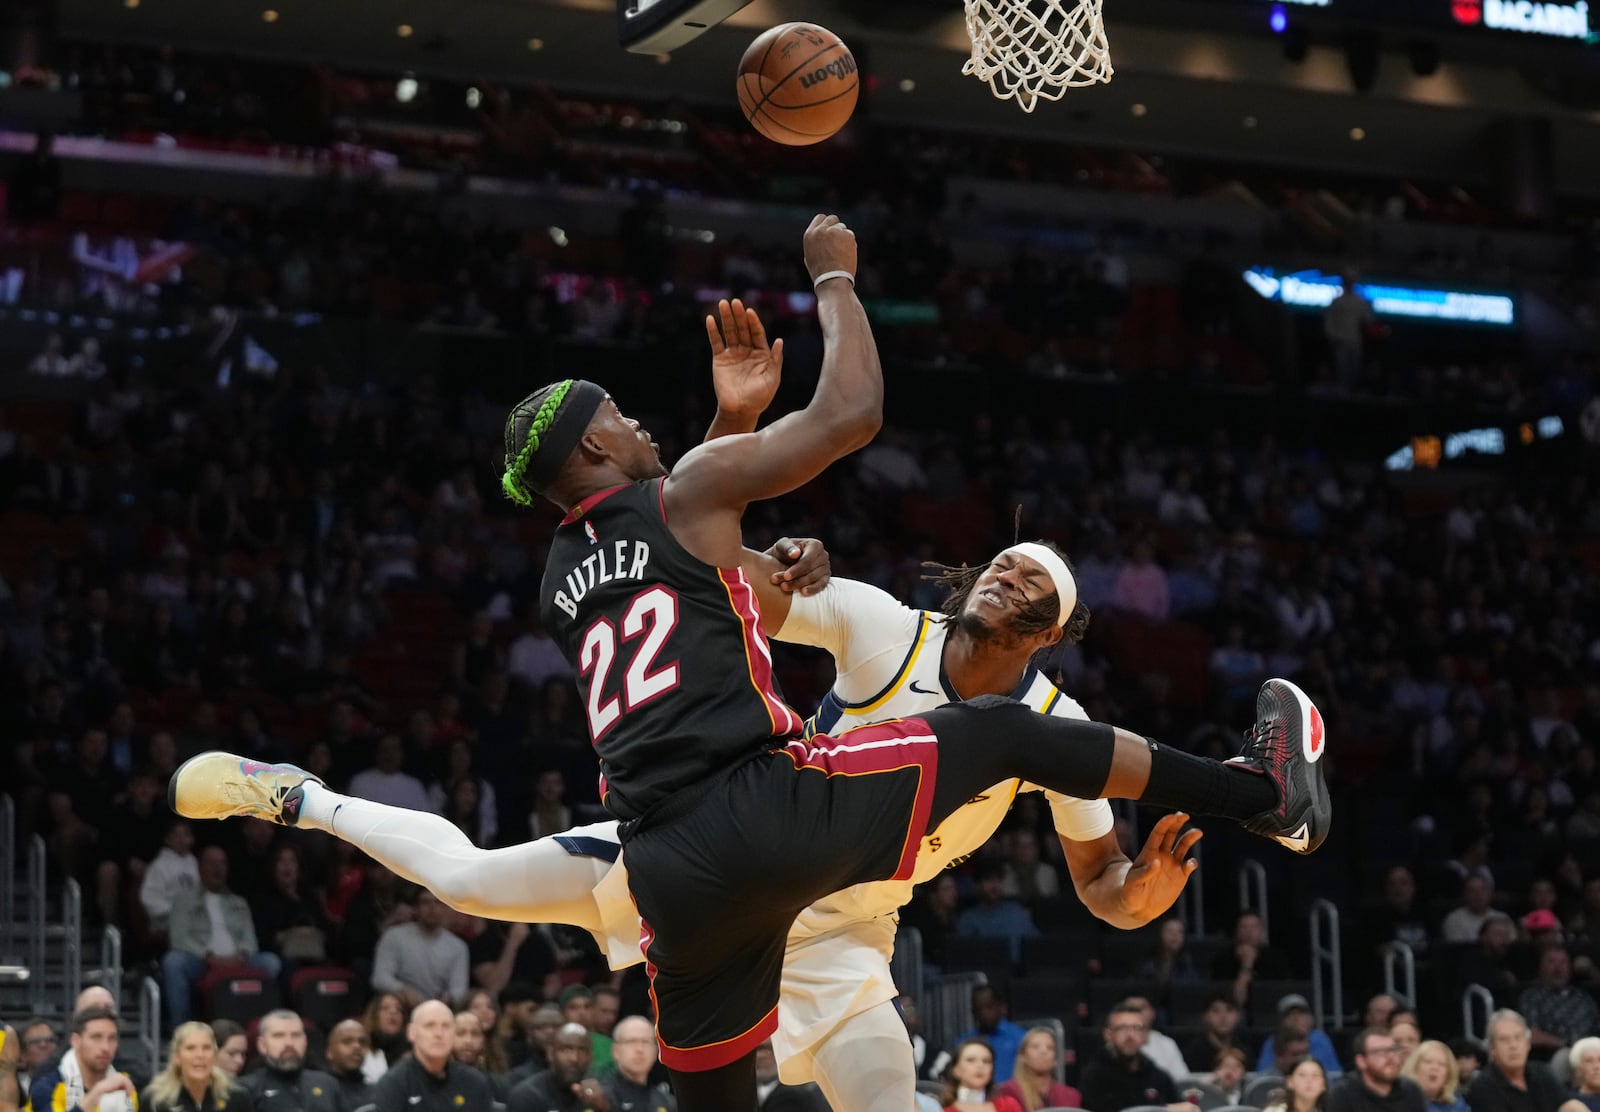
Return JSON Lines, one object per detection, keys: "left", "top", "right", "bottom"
{"left": 812, "top": 270, "right": 855, "bottom": 290}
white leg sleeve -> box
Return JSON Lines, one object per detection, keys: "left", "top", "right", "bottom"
{"left": 808, "top": 1002, "right": 919, "bottom": 1112}
{"left": 297, "top": 783, "right": 611, "bottom": 931}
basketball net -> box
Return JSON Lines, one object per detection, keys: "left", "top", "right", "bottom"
{"left": 962, "top": 0, "right": 1113, "bottom": 112}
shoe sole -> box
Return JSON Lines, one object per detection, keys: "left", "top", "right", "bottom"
{"left": 1263, "top": 677, "right": 1330, "bottom": 854}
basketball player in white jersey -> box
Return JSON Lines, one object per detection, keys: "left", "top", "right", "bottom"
{"left": 169, "top": 308, "right": 1216, "bottom": 1112}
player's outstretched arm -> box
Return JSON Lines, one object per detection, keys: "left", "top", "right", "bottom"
{"left": 1063, "top": 813, "right": 1200, "bottom": 930}
{"left": 666, "top": 215, "right": 880, "bottom": 542}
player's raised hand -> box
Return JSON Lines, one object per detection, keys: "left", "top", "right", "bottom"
{"left": 1114, "top": 812, "right": 1202, "bottom": 923}
{"left": 766, "top": 536, "right": 831, "bottom": 596}
{"left": 803, "top": 213, "right": 857, "bottom": 287}
{"left": 706, "top": 298, "right": 784, "bottom": 423}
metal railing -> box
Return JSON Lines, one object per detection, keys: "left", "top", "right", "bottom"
{"left": 1310, "top": 898, "right": 1344, "bottom": 1030}
{"left": 27, "top": 835, "right": 46, "bottom": 1012}
{"left": 1238, "top": 859, "right": 1269, "bottom": 940}
{"left": 63, "top": 878, "right": 83, "bottom": 1015}
{"left": 1382, "top": 941, "right": 1416, "bottom": 1009}
{"left": 922, "top": 971, "right": 989, "bottom": 1071}
{"left": 1462, "top": 984, "right": 1495, "bottom": 1044}
{"left": 85, "top": 927, "right": 124, "bottom": 1012}
{"left": 139, "top": 977, "right": 162, "bottom": 1072}
{"left": 0, "top": 795, "right": 15, "bottom": 962}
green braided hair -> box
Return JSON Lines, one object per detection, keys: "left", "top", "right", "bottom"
{"left": 502, "top": 379, "right": 575, "bottom": 506}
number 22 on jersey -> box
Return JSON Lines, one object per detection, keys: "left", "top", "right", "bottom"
{"left": 577, "top": 586, "right": 681, "bottom": 741}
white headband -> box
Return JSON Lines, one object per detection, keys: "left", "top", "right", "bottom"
{"left": 1001, "top": 542, "right": 1078, "bottom": 627}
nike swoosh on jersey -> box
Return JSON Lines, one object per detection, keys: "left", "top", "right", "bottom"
{"left": 908, "top": 681, "right": 939, "bottom": 695}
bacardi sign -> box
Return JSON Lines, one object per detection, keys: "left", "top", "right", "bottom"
{"left": 1452, "top": 0, "right": 1592, "bottom": 39}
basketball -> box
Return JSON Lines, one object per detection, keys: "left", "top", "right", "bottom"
{"left": 736, "top": 22, "right": 859, "bottom": 146}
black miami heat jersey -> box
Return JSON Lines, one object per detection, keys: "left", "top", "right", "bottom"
{"left": 539, "top": 479, "right": 804, "bottom": 820}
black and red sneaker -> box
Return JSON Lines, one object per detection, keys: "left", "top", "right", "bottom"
{"left": 1228, "top": 678, "right": 1330, "bottom": 854}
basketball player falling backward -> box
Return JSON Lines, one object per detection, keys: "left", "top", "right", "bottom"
{"left": 174, "top": 214, "right": 1331, "bottom": 1112}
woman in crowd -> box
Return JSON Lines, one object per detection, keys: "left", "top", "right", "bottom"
{"left": 362, "top": 991, "right": 409, "bottom": 1083}
{"left": 209, "top": 1020, "right": 247, "bottom": 1079}
{"left": 996, "top": 1027, "right": 1080, "bottom": 1111}
{"left": 464, "top": 989, "right": 498, "bottom": 1046}
{"left": 1261, "top": 1057, "right": 1329, "bottom": 1112}
{"left": 1138, "top": 917, "right": 1201, "bottom": 995}
{"left": 1403, "top": 1039, "right": 1468, "bottom": 1112}
{"left": 1559, "top": 1037, "right": 1600, "bottom": 1112}
{"left": 142, "top": 1023, "right": 240, "bottom": 1112}
{"left": 428, "top": 741, "right": 498, "bottom": 847}
{"left": 252, "top": 845, "right": 329, "bottom": 974}
{"left": 942, "top": 1039, "right": 1024, "bottom": 1112}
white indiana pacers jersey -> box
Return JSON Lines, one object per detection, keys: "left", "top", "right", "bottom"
{"left": 775, "top": 576, "right": 1114, "bottom": 945}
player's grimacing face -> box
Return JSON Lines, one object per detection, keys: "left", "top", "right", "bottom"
{"left": 964, "top": 553, "right": 1053, "bottom": 634}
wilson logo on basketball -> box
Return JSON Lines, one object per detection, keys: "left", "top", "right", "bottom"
{"left": 797, "top": 55, "right": 858, "bottom": 90}
{"left": 1452, "top": 0, "right": 1483, "bottom": 23}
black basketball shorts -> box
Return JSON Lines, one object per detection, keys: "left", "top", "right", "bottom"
{"left": 618, "top": 717, "right": 940, "bottom": 1071}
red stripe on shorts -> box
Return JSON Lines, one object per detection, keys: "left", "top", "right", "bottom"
{"left": 780, "top": 717, "right": 939, "bottom": 882}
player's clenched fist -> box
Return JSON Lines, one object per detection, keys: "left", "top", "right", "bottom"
{"left": 803, "top": 213, "right": 856, "bottom": 287}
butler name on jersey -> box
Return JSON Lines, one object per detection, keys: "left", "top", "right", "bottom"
{"left": 539, "top": 479, "right": 803, "bottom": 821}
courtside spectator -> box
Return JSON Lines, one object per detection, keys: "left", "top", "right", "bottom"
{"left": 29, "top": 1007, "right": 137, "bottom": 1112}
{"left": 557, "top": 986, "right": 612, "bottom": 1075}
{"left": 605, "top": 1017, "right": 676, "bottom": 1112}
{"left": 235, "top": 1011, "right": 341, "bottom": 1112}
{"left": 370, "top": 890, "right": 468, "bottom": 1010}
{"left": 209, "top": 1023, "right": 246, "bottom": 1081}
{"left": 370, "top": 1002, "right": 494, "bottom": 1112}
{"left": 995, "top": 1025, "right": 1081, "bottom": 1111}
{"left": 1329, "top": 1028, "right": 1425, "bottom": 1112}
{"left": 161, "top": 847, "right": 282, "bottom": 1028}
{"left": 1466, "top": 1012, "right": 1564, "bottom": 1112}
{"left": 141, "top": 1023, "right": 240, "bottom": 1112}
{"left": 951, "top": 986, "right": 1027, "bottom": 1085}
{"left": 138, "top": 821, "right": 198, "bottom": 937}
{"left": 506, "top": 1024, "right": 609, "bottom": 1112}
{"left": 1079, "top": 1004, "right": 1195, "bottom": 1112}
{"left": 1259, "top": 996, "right": 1343, "bottom": 1076}
{"left": 322, "top": 1020, "right": 374, "bottom": 1109}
